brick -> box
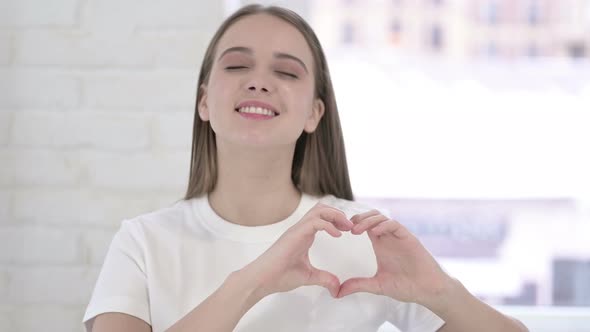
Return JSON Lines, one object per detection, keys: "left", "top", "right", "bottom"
{"left": 137, "top": 0, "right": 223, "bottom": 28}
{"left": 0, "top": 32, "right": 12, "bottom": 65}
{"left": 3, "top": 266, "right": 100, "bottom": 305}
{"left": 11, "top": 111, "right": 151, "bottom": 150}
{"left": 0, "top": 226, "right": 80, "bottom": 264}
{"left": 0, "top": 112, "right": 11, "bottom": 145}
{"left": 14, "top": 28, "right": 216, "bottom": 68}
{"left": 13, "top": 188, "right": 156, "bottom": 226}
{"left": 81, "top": 0, "right": 137, "bottom": 34}
{"left": 0, "top": 191, "right": 11, "bottom": 222}
{"left": 5, "top": 304, "right": 85, "bottom": 332}
{"left": 0, "top": 0, "right": 79, "bottom": 27}
{"left": 83, "top": 72, "right": 195, "bottom": 110}
{"left": 0, "top": 69, "right": 80, "bottom": 109}
{"left": 0, "top": 305, "right": 16, "bottom": 332}
{"left": 0, "top": 148, "right": 82, "bottom": 187}
{"left": 152, "top": 111, "right": 193, "bottom": 149}
{"left": 84, "top": 71, "right": 197, "bottom": 110}
{"left": 0, "top": 150, "right": 12, "bottom": 187}
{"left": 81, "top": 150, "right": 190, "bottom": 191}
{"left": 0, "top": 269, "right": 8, "bottom": 297}
{"left": 81, "top": 0, "right": 149, "bottom": 35}
{"left": 83, "top": 0, "right": 223, "bottom": 31}
{"left": 136, "top": 29, "right": 211, "bottom": 67}
{"left": 14, "top": 29, "right": 154, "bottom": 67}
{"left": 81, "top": 229, "right": 117, "bottom": 266}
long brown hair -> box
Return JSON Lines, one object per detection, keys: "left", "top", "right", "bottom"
{"left": 184, "top": 4, "right": 353, "bottom": 201}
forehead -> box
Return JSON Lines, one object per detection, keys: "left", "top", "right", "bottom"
{"left": 216, "top": 13, "right": 313, "bottom": 65}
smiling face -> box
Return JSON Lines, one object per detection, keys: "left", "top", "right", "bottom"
{"left": 198, "top": 13, "right": 325, "bottom": 148}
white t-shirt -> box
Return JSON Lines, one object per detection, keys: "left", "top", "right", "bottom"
{"left": 83, "top": 193, "right": 444, "bottom": 332}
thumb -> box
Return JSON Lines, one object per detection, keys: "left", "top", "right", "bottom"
{"left": 305, "top": 267, "right": 341, "bottom": 298}
{"left": 337, "top": 277, "right": 381, "bottom": 298}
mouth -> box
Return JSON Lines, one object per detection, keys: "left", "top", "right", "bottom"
{"left": 234, "top": 106, "right": 279, "bottom": 117}
{"left": 235, "top": 100, "right": 280, "bottom": 117}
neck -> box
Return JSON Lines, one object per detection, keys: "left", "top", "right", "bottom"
{"left": 208, "top": 141, "right": 302, "bottom": 227}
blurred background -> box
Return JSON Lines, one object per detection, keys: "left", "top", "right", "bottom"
{"left": 1, "top": 0, "right": 589, "bottom": 331}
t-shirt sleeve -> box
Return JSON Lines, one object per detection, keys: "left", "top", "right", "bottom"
{"left": 83, "top": 219, "right": 151, "bottom": 330}
{"left": 386, "top": 299, "right": 445, "bottom": 332}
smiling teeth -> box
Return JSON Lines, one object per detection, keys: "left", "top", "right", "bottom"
{"left": 238, "top": 106, "right": 276, "bottom": 116}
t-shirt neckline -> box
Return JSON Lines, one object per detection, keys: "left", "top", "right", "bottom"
{"left": 192, "top": 192, "right": 320, "bottom": 243}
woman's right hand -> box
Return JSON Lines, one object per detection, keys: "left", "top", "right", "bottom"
{"left": 241, "top": 202, "right": 353, "bottom": 300}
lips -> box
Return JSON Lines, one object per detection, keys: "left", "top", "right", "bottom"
{"left": 234, "top": 100, "right": 280, "bottom": 116}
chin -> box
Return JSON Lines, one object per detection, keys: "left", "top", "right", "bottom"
{"left": 233, "top": 132, "right": 296, "bottom": 146}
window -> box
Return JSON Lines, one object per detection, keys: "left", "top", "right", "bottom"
{"left": 429, "top": 24, "right": 443, "bottom": 50}
{"left": 527, "top": 43, "right": 538, "bottom": 57}
{"left": 527, "top": 0, "right": 540, "bottom": 25}
{"left": 486, "top": 0, "right": 499, "bottom": 25}
{"left": 224, "top": 0, "right": 590, "bottom": 329}
{"left": 553, "top": 259, "right": 590, "bottom": 306}
{"left": 390, "top": 19, "right": 402, "bottom": 44}
{"left": 568, "top": 42, "right": 586, "bottom": 58}
{"left": 487, "top": 41, "right": 498, "bottom": 57}
{"left": 341, "top": 21, "right": 355, "bottom": 44}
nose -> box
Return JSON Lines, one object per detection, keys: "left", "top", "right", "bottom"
{"left": 245, "top": 71, "right": 274, "bottom": 94}
{"left": 248, "top": 85, "right": 269, "bottom": 93}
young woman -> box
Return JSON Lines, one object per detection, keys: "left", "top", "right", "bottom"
{"left": 84, "top": 4, "right": 528, "bottom": 332}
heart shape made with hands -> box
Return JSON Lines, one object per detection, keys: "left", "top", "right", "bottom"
{"left": 306, "top": 208, "right": 446, "bottom": 302}
{"left": 263, "top": 203, "right": 448, "bottom": 304}
{"left": 308, "top": 228, "right": 377, "bottom": 297}
{"left": 301, "top": 209, "right": 389, "bottom": 295}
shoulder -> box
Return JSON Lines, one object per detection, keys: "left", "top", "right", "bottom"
{"left": 118, "top": 198, "right": 198, "bottom": 242}
{"left": 318, "top": 195, "right": 379, "bottom": 219}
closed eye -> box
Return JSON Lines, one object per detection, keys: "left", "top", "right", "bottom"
{"left": 276, "top": 71, "right": 298, "bottom": 79}
{"left": 225, "top": 66, "right": 248, "bottom": 70}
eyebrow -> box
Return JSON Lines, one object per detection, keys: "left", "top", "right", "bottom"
{"left": 218, "top": 46, "right": 309, "bottom": 73}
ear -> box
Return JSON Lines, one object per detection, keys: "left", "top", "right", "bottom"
{"left": 303, "top": 98, "right": 325, "bottom": 133}
{"left": 197, "top": 84, "right": 210, "bottom": 121}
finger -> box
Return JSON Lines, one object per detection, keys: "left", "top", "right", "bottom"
{"left": 350, "top": 209, "right": 381, "bottom": 224}
{"left": 306, "top": 267, "right": 341, "bottom": 298}
{"left": 311, "top": 219, "right": 342, "bottom": 238}
{"left": 351, "top": 214, "right": 390, "bottom": 235}
{"left": 316, "top": 206, "right": 353, "bottom": 231}
{"left": 337, "top": 277, "right": 381, "bottom": 298}
{"left": 369, "top": 220, "right": 408, "bottom": 239}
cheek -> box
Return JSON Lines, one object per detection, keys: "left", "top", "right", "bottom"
{"left": 207, "top": 77, "right": 234, "bottom": 111}
{"left": 286, "top": 85, "right": 316, "bottom": 117}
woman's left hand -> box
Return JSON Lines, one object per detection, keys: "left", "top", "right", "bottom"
{"left": 337, "top": 210, "right": 453, "bottom": 305}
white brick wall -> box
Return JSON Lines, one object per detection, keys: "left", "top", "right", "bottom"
{"left": 83, "top": 72, "right": 196, "bottom": 110}
{"left": 0, "top": 113, "right": 11, "bottom": 145}
{"left": 14, "top": 30, "right": 154, "bottom": 67}
{"left": 0, "top": 32, "right": 12, "bottom": 65}
{"left": 0, "top": 191, "right": 11, "bottom": 221}
{"left": 0, "top": 69, "right": 81, "bottom": 109}
{"left": 12, "top": 189, "right": 159, "bottom": 226}
{"left": 1, "top": 304, "right": 86, "bottom": 332}
{"left": 1, "top": 149, "right": 82, "bottom": 187}
{"left": 0, "top": 0, "right": 80, "bottom": 28}
{"left": 3, "top": 266, "right": 100, "bottom": 304}
{"left": 0, "top": 1, "right": 224, "bottom": 331}
{"left": 11, "top": 111, "right": 152, "bottom": 150}
{"left": 153, "top": 112, "right": 194, "bottom": 149}
{"left": 0, "top": 226, "right": 79, "bottom": 264}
